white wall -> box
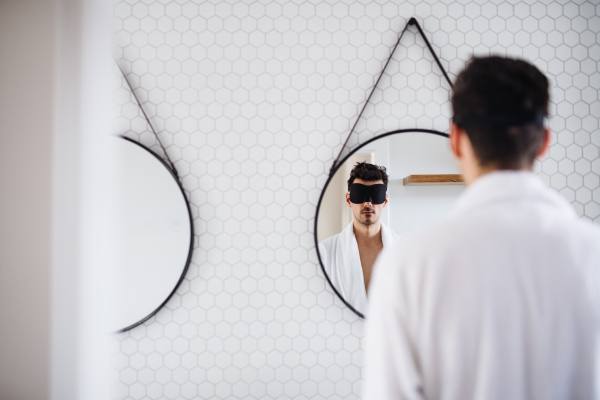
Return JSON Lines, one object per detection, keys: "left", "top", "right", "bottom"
{"left": 112, "top": 1, "right": 600, "bottom": 399}
{"left": 0, "top": 1, "right": 57, "bottom": 398}
{"left": 0, "top": 1, "right": 113, "bottom": 399}
{"left": 52, "top": 0, "right": 113, "bottom": 399}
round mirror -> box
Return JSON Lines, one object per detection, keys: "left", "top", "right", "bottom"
{"left": 315, "top": 131, "right": 463, "bottom": 317}
{"left": 111, "top": 136, "right": 193, "bottom": 333}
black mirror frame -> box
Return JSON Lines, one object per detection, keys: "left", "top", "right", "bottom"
{"left": 314, "top": 129, "right": 449, "bottom": 319}
{"left": 114, "top": 135, "right": 195, "bottom": 333}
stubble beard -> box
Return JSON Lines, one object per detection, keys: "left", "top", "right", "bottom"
{"left": 356, "top": 207, "right": 378, "bottom": 226}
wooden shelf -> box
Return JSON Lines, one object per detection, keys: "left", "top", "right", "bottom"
{"left": 402, "top": 174, "right": 464, "bottom": 186}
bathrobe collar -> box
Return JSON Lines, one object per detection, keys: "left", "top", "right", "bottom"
{"left": 330, "top": 220, "right": 398, "bottom": 314}
{"left": 450, "top": 170, "right": 576, "bottom": 219}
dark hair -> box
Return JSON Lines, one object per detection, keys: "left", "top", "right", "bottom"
{"left": 451, "top": 56, "right": 549, "bottom": 169}
{"left": 347, "top": 162, "right": 389, "bottom": 192}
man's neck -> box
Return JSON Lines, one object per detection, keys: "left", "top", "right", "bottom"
{"left": 353, "top": 219, "right": 382, "bottom": 244}
{"left": 464, "top": 165, "right": 533, "bottom": 186}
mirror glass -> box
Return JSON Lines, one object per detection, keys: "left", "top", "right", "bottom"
{"left": 316, "top": 132, "right": 463, "bottom": 316}
{"left": 111, "top": 136, "right": 193, "bottom": 332}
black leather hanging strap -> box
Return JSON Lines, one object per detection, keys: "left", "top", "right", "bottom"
{"left": 409, "top": 18, "right": 454, "bottom": 89}
{"left": 115, "top": 61, "right": 179, "bottom": 179}
{"left": 333, "top": 21, "right": 411, "bottom": 174}
{"left": 331, "top": 17, "right": 454, "bottom": 175}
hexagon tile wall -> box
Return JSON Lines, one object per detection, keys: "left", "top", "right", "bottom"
{"left": 111, "top": 0, "right": 600, "bottom": 399}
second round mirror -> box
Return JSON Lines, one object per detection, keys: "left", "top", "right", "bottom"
{"left": 111, "top": 136, "right": 194, "bottom": 333}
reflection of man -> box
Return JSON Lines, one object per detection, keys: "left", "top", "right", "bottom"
{"left": 318, "top": 162, "right": 401, "bottom": 314}
{"left": 364, "top": 56, "right": 600, "bottom": 399}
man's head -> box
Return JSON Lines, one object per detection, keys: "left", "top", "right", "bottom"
{"left": 451, "top": 56, "right": 551, "bottom": 183}
{"left": 346, "top": 162, "right": 389, "bottom": 227}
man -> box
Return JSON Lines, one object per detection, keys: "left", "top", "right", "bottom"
{"left": 363, "top": 56, "right": 600, "bottom": 399}
{"left": 318, "top": 162, "right": 402, "bottom": 314}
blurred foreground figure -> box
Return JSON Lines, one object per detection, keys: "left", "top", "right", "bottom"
{"left": 363, "top": 56, "right": 600, "bottom": 400}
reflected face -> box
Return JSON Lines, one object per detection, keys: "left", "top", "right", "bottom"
{"left": 346, "top": 178, "right": 388, "bottom": 226}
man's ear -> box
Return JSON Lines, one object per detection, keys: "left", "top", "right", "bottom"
{"left": 346, "top": 193, "right": 352, "bottom": 207}
{"left": 536, "top": 128, "right": 551, "bottom": 159}
{"left": 450, "top": 122, "right": 462, "bottom": 159}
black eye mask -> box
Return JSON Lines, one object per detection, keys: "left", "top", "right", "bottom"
{"left": 349, "top": 183, "right": 387, "bottom": 205}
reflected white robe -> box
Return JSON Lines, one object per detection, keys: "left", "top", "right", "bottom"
{"left": 364, "top": 171, "right": 600, "bottom": 400}
{"left": 318, "top": 221, "right": 402, "bottom": 315}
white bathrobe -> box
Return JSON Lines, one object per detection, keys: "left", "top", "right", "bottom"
{"left": 363, "top": 171, "right": 600, "bottom": 400}
{"left": 318, "top": 221, "right": 402, "bottom": 315}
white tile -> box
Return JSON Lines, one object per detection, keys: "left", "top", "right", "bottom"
{"left": 577, "top": 187, "right": 593, "bottom": 204}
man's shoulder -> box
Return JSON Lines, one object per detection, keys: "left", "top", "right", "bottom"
{"left": 389, "top": 229, "right": 404, "bottom": 243}
{"left": 562, "top": 218, "right": 600, "bottom": 256}
{"left": 392, "top": 218, "right": 462, "bottom": 262}
{"left": 382, "top": 223, "right": 404, "bottom": 245}
{"left": 395, "top": 206, "right": 600, "bottom": 268}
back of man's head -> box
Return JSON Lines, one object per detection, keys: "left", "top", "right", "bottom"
{"left": 452, "top": 56, "right": 549, "bottom": 170}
